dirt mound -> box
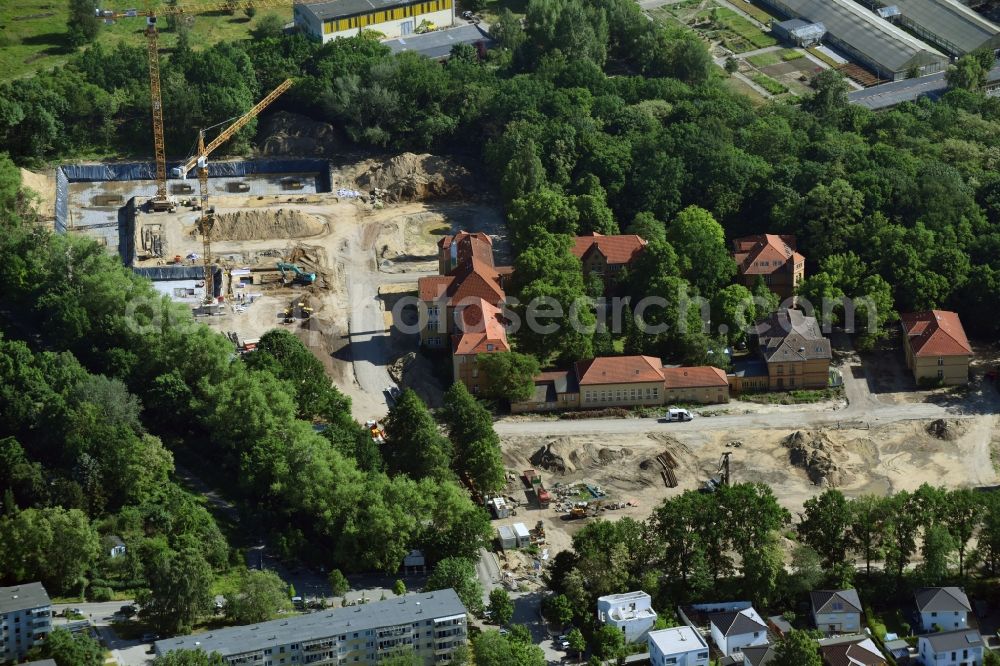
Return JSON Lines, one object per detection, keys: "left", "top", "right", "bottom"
{"left": 19, "top": 168, "right": 55, "bottom": 221}
{"left": 926, "top": 418, "right": 963, "bottom": 441}
{"left": 212, "top": 209, "right": 326, "bottom": 241}
{"left": 531, "top": 441, "right": 574, "bottom": 474}
{"left": 783, "top": 430, "right": 853, "bottom": 487}
{"left": 259, "top": 111, "right": 339, "bottom": 157}
{"left": 355, "top": 153, "right": 472, "bottom": 202}
{"left": 374, "top": 212, "right": 448, "bottom": 267}
{"left": 530, "top": 439, "right": 634, "bottom": 475}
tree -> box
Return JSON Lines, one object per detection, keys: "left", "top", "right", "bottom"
{"left": 382, "top": 389, "right": 453, "bottom": 481}
{"left": 244, "top": 6, "right": 257, "bottom": 18}
{"left": 0, "top": 507, "right": 100, "bottom": 595}
{"left": 803, "top": 69, "right": 848, "bottom": 119}
{"left": 488, "top": 588, "right": 514, "bottom": 626}
{"left": 625, "top": 212, "right": 665, "bottom": 245}
{"left": 379, "top": 654, "right": 423, "bottom": 666}
{"left": 567, "top": 628, "right": 586, "bottom": 663}
{"left": 798, "top": 489, "right": 852, "bottom": 568}
{"left": 666, "top": 205, "right": 735, "bottom": 296}
{"left": 946, "top": 52, "right": 988, "bottom": 91}
{"left": 788, "top": 544, "right": 824, "bottom": 596}
{"left": 225, "top": 569, "right": 291, "bottom": 625}
{"left": 328, "top": 568, "right": 349, "bottom": 597}
{"left": 26, "top": 627, "right": 103, "bottom": 666}
{"left": 920, "top": 524, "right": 955, "bottom": 584}
{"left": 154, "top": 651, "right": 228, "bottom": 665}
{"left": 475, "top": 352, "right": 541, "bottom": 403}
{"left": 941, "top": 488, "right": 982, "bottom": 578}
{"left": 711, "top": 284, "right": 756, "bottom": 344}
{"left": 250, "top": 13, "right": 284, "bottom": 40}
{"left": 848, "top": 495, "right": 885, "bottom": 579}
{"left": 138, "top": 546, "right": 214, "bottom": 634}
{"left": 472, "top": 630, "right": 545, "bottom": 666}
{"left": 441, "top": 381, "right": 505, "bottom": 493}
{"left": 772, "top": 629, "right": 821, "bottom": 666}
{"left": 393, "top": 579, "right": 407, "bottom": 597}
{"left": 67, "top": 0, "right": 101, "bottom": 46}
{"left": 425, "top": 557, "right": 483, "bottom": 614}
{"left": 592, "top": 624, "right": 625, "bottom": 662}
{"left": 543, "top": 593, "right": 575, "bottom": 627}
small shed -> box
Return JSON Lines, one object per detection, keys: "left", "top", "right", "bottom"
{"left": 498, "top": 525, "right": 517, "bottom": 550}
{"left": 513, "top": 522, "right": 531, "bottom": 548}
{"left": 489, "top": 496, "right": 510, "bottom": 519}
{"left": 403, "top": 549, "right": 426, "bottom": 573}
{"left": 106, "top": 535, "right": 126, "bottom": 558}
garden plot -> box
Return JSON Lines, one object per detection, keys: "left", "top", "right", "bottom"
{"left": 755, "top": 55, "right": 826, "bottom": 96}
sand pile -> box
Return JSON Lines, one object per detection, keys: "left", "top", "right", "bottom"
{"left": 375, "top": 212, "right": 448, "bottom": 265}
{"left": 212, "top": 209, "right": 325, "bottom": 241}
{"left": 356, "top": 153, "right": 472, "bottom": 202}
{"left": 259, "top": 112, "right": 339, "bottom": 157}
{"left": 926, "top": 418, "right": 964, "bottom": 441}
{"left": 530, "top": 439, "right": 634, "bottom": 475}
{"left": 783, "top": 431, "right": 852, "bottom": 487}
{"left": 19, "top": 168, "right": 55, "bottom": 220}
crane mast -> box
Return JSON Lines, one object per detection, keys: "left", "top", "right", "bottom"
{"left": 145, "top": 17, "right": 169, "bottom": 208}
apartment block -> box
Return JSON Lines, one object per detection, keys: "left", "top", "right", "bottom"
{"left": 0, "top": 582, "right": 52, "bottom": 663}
{"left": 154, "top": 589, "right": 468, "bottom": 666}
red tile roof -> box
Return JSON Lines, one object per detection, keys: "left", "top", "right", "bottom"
{"left": 571, "top": 233, "right": 647, "bottom": 266}
{"left": 900, "top": 310, "right": 972, "bottom": 357}
{"left": 732, "top": 234, "right": 804, "bottom": 275}
{"left": 418, "top": 258, "right": 505, "bottom": 306}
{"left": 439, "top": 231, "right": 495, "bottom": 272}
{"left": 575, "top": 355, "right": 664, "bottom": 385}
{"left": 452, "top": 299, "right": 509, "bottom": 356}
{"left": 663, "top": 366, "right": 728, "bottom": 389}
{"left": 418, "top": 275, "right": 454, "bottom": 301}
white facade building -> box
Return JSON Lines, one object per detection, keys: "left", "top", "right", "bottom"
{"left": 709, "top": 607, "right": 768, "bottom": 656}
{"left": 647, "top": 626, "right": 710, "bottom": 666}
{"left": 0, "top": 583, "right": 52, "bottom": 663}
{"left": 294, "top": 0, "right": 454, "bottom": 43}
{"left": 596, "top": 591, "right": 658, "bottom": 644}
{"left": 915, "top": 587, "right": 972, "bottom": 633}
{"left": 810, "top": 589, "right": 862, "bottom": 635}
{"left": 918, "top": 630, "right": 983, "bottom": 666}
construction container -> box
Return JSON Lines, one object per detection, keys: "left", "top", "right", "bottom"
{"left": 489, "top": 497, "right": 510, "bottom": 519}
{"left": 497, "top": 525, "right": 517, "bottom": 550}
{"left": 512, "top": 522, "right": 531, "bottom": 548}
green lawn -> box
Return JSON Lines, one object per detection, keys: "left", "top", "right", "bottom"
{"left": 698, "top": 7, "right": 776, "bottom": 53}
{"left": 749, "top": 71, "right": 787, "bottom": 94}
{"left": 747, "top": 48, "right": 802, "bottom": 67}
{"left": 0, "top": 0, "right": 292, "bottom": 82}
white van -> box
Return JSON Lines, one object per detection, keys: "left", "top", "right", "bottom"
{"left": 663, "top": 407, "right": 693, "bottom": 422}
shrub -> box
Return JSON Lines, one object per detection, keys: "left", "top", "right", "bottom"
{"left": 89, "top": 586, "right": 113, "bottom": 602}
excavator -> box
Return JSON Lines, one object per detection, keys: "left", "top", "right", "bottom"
{"left": 277, "top": 262, "right": 316, "bottom": 286}
{"left": 702, "top": 451, "right": 732, "bottom": 493}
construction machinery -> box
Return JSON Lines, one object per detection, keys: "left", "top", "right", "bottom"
{"left": 702, "top": 451, "right": 732, "bottom": 493}
{"left": 277, "top": 262, "right": 316, "bottom": 286}
{"left": 94, "top": 1, "right": 300, "bottom": 211}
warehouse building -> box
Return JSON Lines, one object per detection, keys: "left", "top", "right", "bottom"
{"left": 154, "top": 589, "right": 468, "bottom": 665}
{"left": 759, "top": 0, "right": 948, "bottom": 80}
{"left": 879, "top": 0, "right": 1000, "bottom": 55}
{"left": 295, "top": 0, "right": 454, "bottom": 42}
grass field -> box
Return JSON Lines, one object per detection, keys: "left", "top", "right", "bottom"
{"left": 700, "top": 7, "right": 776, "bottom": 53}
{"left": 0, "top": 0, "right": 292, "bottom": 82}
{"left": 749, "top": 71, "right": 788, "bottom": 95}
{"left": 747, "top": 48, "right": 803, "bottom": 67}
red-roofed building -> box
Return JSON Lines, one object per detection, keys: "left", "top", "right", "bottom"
{"left": 571, "top": 233, "right": 647, "bottom": 291}
{"left": 417, "top": 258, "right": 506, "bottom": 348}
{"left": 900, "top": 310, "right": 972, "bottom": 385}
{"left": 732, "top": 234, "right": 805, "bottom": 300}
{"left": 438, "top": 231, "right": 496, "bottom": 275}
{"left": 452, "top": 298, "right": 509, "bottom": 394}
{"left": 663, "top": 366, "right": 730, "bottom": 403}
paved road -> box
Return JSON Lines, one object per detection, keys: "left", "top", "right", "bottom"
{"left": 494, "top": 398, "right": 956, "bottom": 437}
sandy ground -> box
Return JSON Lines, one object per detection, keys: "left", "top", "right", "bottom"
{"left": 20, "top": 168, "right": 55, "bottom": 223}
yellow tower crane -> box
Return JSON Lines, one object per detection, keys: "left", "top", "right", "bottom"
{"left": 172, "top": 78, "right": 295, "bottom": 304}
{"left": 95, "top": 0, "right": 301, "bottom": 210}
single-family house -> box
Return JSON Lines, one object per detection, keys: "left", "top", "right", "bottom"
{"left": 451, "top": 297, "right": 509, "bottom": 395}
{"left": 647, "top": 626, "right": 710, "bottom": 666}
{"left": 900, "top": 311, "right": 972, "bottom": 386}
{"left": 731, "top": 234, "right": 805, "bottom": 301}
{"left": 917, "top": 630, "right": 983, "bottom": 666}
{"left": 915, "top": 587, "right": 972, "bottom": 633}
{"left": 663, "top": 366, "right": 730, "bottom": 404}
{"left": 709, "top": 607, "right": 769, "bottom": 656}
{"left": 105, "top": 535, "right": 126, "bottom": 559}
{"left": 817, "top": 634, "right": 886, "bottom": 666}
{"left": 810, "top": 589, "right": 862, "bottom": 635}
{"left": 753, "top": 308, "right": 832, "bottom": 391}
{"left": 597, "top": 591, "right": 658, "bottom": 643}
{"left": 741, "top": 644, "right": 776, "bottom": 666}
{"left": 571, "top": 233, "right": 647, "bottom": 292}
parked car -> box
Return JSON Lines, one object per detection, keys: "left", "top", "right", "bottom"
{"left": 118, "top": 605, "right": 136, "bottom": 618}
{"left": 556, "top": 634, "right": 570, "bottom": 649}
{"left": 141, "top": 632, "right": 158, "bottom": 643}
{"left": 662, "top": 407, "right": 693, "bottom": 422}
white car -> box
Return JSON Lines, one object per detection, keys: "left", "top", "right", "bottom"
{"left": 662, "top": 407, "right": 693, "bottom": 422}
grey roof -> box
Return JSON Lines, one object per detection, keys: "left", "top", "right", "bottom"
{"left": 710, "top": 609, "right": 767, "bottom": 636}
{"left": 742, "top": 644, "right": 776, "bottom": 666}
{"left": 920, "top": 629, "right": 982, "bottom": 652}
{"left": 848, "top": 64, "right": 1000, "bottom": 109}
{"left": 154, "top": 589, "right": 466, "bottom": 658}
{"left": 0, "top": 582, "right": 51, "bottom": 614}
{"left": 755, "top": 309, "right": 831, "bottom": 363}
{"left": 914, "top": 587, "right": 972, "bottom": 613}
{"left": 384, "top": 24, "right": 494, "bottom": 60}
{"left": 892, "top": 0, "right": 1000, "bottom": 54}
{"left": 133, "top": 265, "right": 206, "bottom": 280}
{"left": 760, "top": 0, "right": 946, "bottom": 72}
{"left": 297, "top": 0, "right": 412, "bottom": 21}
{"left": 810, "top": 589, "right": 862, "bottom": 615}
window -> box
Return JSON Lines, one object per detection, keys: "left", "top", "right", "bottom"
{"left": 832, "top": 602, "right": 843, "bottom": 611}
{"left": 937, "top": 369, "right": 944, "bottom": 379}
{"left": 486, "top": 344, "right": 494, "bottom": 351}
{"left": 472, "top": 367, "right": 478, "bottom": 378}
{"left": 931, "top": 612, "right": 937, "bottom": 617}
{"left": 473, "top": 384, "right": 479, "bottom": 394}
{"left": 938, "top": 357, "right": 944, "bottom": 366}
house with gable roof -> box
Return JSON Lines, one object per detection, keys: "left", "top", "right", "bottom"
{"left": 810, "top": 589, "right": 862, "bottom": 635}
{"left": 752, "top": 308, "right": 832, "bottom": 391}
{"left": 732, "top": 234, "right": 805, "bottom": 301}
{"left": 900, "top": 311, "right": 972, "bottom": 386}
{"left": 817, "top": 634, "right": 886, "bottom": 666}
{"left": 576, "top": 356, "right": 664, "bottom": 408}
{"left": 709, "top": 607, "right": 769, "bottom": 656}
{"left": 915, "top": 587, "right": 972, "bottom": 633}
{"left": 917, "top": 629, "right": 984, "bottom": 666}
{"left": 571, "top": 232, "right": 647, "bottom": 292}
